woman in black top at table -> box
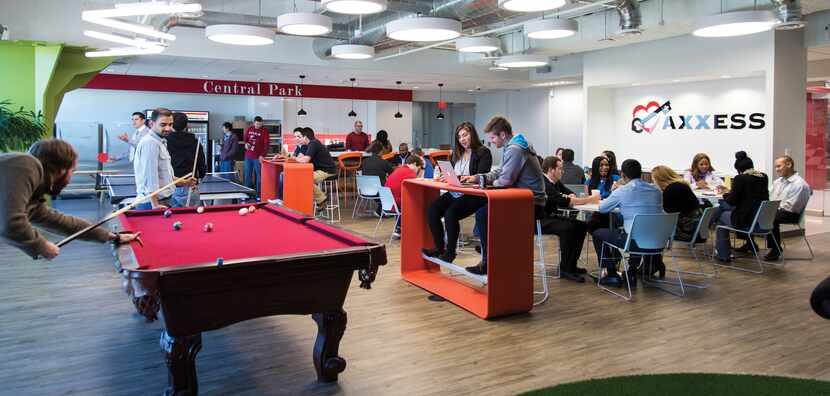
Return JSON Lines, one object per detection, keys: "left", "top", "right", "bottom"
{"left": 424, "top": 122, "right": 492, "bottom": 263}
{"left": 651, "top": 165, "right": 702, "bottom": 242}
{"left": 714, "top": 151, "right": 769, "bottom": 262}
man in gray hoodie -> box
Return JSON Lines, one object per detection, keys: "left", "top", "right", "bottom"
{"left": 461, "top": 116, "right": 547, "bottom": 275}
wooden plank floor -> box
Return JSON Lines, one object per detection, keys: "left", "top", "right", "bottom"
{"left": 1, "top": 198, "right": 829, "bottom": 395}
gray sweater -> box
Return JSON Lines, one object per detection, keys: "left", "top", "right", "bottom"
{"left": 0, "top": 153, "right": 112, "bottom": 258}
{"left": 478, "top": 134, "right": 547, "bottom": 207}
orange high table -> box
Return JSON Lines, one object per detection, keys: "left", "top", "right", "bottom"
{"left": 261, "top": 159, "right": 314, "bottom": 216}
{"left": 401, "top": 179, "right": 534, "bottom": 319}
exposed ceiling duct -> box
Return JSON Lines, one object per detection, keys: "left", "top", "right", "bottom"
{"left": 771, "top": 0, "right": 806, "bottom": 29}
{"left": 616, "top": 0, "right": 642, "bottom": 35}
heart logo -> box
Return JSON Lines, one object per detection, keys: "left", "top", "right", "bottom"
{"left": 632, "top": 101, "right": 661, "bottom": 133}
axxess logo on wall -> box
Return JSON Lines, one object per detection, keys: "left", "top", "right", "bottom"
{"left": 630, "top": 99, "right": 766, "bottom": 134}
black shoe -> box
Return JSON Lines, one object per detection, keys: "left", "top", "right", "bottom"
{"left": 599, "top": 274, "right": 622, "bottom": 287}
{"left": 764, "top": 252, "right": 781, "bottom": 261}
{"left": 474, "top": 245, "right": 482, "bottom": 254}
{"left": 561, "top": 271, "right": 585, "bottom": 283}
{"left": 648, "top": 261, "right": 666, "bottom": 279}
{"left": 623, "top": 270, "right": 637, "bottom": 288}
{"left": 438, "top": 251, "right": 456, "bottom": 263}
{"left": 466, "top": 262, "right": 487, "bottom": 275}
{"left": 573, "top": 266, "right": 588, "bottom": 275}
{"left": 715, "top": 255, "right": 732, "bottom": 264}
{"left": 422, "top": 248, "right": 444, "bottom": 258}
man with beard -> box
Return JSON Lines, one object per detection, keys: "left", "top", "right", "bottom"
{"left": 0, "top": 139, "right": 139, "bottom": 260}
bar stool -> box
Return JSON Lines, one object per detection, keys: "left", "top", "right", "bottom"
{"left": 337, "top": 152, "right": 363, "bottom": 209}
{"left": 316, "top": 174, "right": 341, "bottom": 223}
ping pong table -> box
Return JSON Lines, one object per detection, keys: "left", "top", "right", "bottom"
{"left": 103, "top": 173, "right": 255, "bottom": 207}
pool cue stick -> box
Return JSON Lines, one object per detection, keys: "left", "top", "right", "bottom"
{"left": 55, "top": 173, "right": 194, "bottom": 248}
{"left": 185, "top": 139, "right": 202, "bottom": 207}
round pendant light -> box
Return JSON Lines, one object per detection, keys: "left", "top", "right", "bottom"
{"left": 297, "top": 75, "right": 307, "bottom": 117}
{"left": 386, "top": 17, "right": 461, "bottom": 42}
{"left": 278, "top": 12, "right": 333, "bottom": 36}
{"left": 331, "top": 44, "right": 375, "bottom": 59}
{"left": 692, "top": 10, "right": 777, "bottom": 38}
{"left": 455, "top": 36, "right": 501, "bottom": 53}
{"left": 206, "top": 24, "right": 274, "bottom": 46}
{"left": 394, "top": 81, "right": 404, "bottom": 119}
{"left": 525, "top": 19, "right": 578, "bottom": 39}
{"left": 495, "top": 54, "right": 549, "bottom": 68}
{"left": 498, "top": 0, "right": 566, "bottom": 12}
{"left": 322, "top": 0, "right": 388, "bottom": 15}
{"left": 348, "top": 78, "right": 358, "bottom": 118}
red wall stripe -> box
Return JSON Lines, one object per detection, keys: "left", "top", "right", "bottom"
{"left": 83, "top": 73, "right": 413, "bottom": 102}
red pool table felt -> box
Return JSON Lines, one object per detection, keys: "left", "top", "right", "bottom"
{"left": 118, "top": 205, "right": 370, "bottom": 270}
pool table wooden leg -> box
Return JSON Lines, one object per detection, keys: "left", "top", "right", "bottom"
{"left": 312, "top": 309, "right": 347, "bottom": 382}
{"left": 132, "top": 294, "right": 160, "bottom": 322}
{"left": 160, "top": 331, "right": 202, "bottom": 396}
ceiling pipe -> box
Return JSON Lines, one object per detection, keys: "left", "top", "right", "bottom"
{"left": 616, "top": 0, "right": 642, "bottom": 35}
{"left": 374, "top": 0, "right": 620, "bottom": 61}
{"left": 770, "top": 0, "right": 806, "bottom": 29}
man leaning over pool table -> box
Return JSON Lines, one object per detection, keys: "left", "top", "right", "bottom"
{"left": 0, "top": 139, "right": 138, "bottom": 260}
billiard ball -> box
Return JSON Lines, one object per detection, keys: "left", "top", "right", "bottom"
{"left": 202, "top": 222, "right": 214, "bottom": 232}
{"left": 216, "top": 257, "right": 224, "bottom": 265}
{"left": 238, "top": 208, "right": 249, "bottom": 216}
{"left": 172, "top": 221, "right": 183, "bottom": 231}
{"left": 196, "top": 206, "right": 205, "bottom": 214}
{"left": 248, "top": 205, "right": 256, "bottom": 213}
{"left": 163, "top": 209, "right": 172, "bottom": 218}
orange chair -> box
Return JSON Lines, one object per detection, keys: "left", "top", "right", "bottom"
{"left": 427, "top": 151, "right": 451, "bottom": 167}
{"left": 337, "top": 152, "right": 363, "bottom": 208}
{"left": 381, "top": 152, "right": 397, "bottom": 161}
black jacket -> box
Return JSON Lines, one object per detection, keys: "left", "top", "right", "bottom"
{"left": 166, "top": 131, "right": 207, "bottom": 179}
{"left": 362, "top": 154, "right": 395, "bottom": 185}
{"left": 453, "top": 146, "right": 493, "bottom": 175}
{"left": 724, "top": 171, "right": 769, "bottom": 229}
{"left": 543, "top": 177, "right": 574, "bottom": 217}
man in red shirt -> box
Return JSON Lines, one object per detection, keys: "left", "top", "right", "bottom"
{"left": 385, "top": 155, "right": 423, "bottom": 237}
{"left": 243, "top": 116, "right": 269, "bottom": 198}
{"left": 345, "top": 120, "right": 370, "bottom": 152}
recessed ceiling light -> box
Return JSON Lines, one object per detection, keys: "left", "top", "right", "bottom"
{"left": 85, "top": 46, "right": 165, "bottom": 57}
{"left": 278, "top": 12, "right": 333, "bottom": 36}
{"left": 692, "top": 10, "right": 777, "bottom": 38}
{"left": 331, "top": 44, "right": 375, "bottom": 59}
{"left": 721, "top": 75, "right": 732, "bottom": 79}
{"left": 631, "top": 83, "right": 641, "bottom": 86}
{"left": 495, "top": 54, "right": 549, "bottom": 68}
{"left": 206, "top": 24, "right": 274, "bottom": 45}
{"left": 525, "top": 19, "right": 578, "bottom": 39}
{"left": 322, "top": 0, "right": 387, "bottom": 15}
{"left": 498, "top": 0, "right": 566, "bottom": 12}
{"left": 456, "top": 36, "right": 500, "bottom": 53}
{"left": 386, "top": 17, "right": 461, "bottom": 42}
{"left": 489, "top": 66, "right": 509, "bottom": 71}
{"left": 672, "top": 79, "right": 681, "bottom": 82}
{"left": 412, "top": 86, "right": 419, "bottom": 89}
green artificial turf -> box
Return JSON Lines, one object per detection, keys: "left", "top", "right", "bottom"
{"left": 520, "top": 373, "right": 830, "bottom": 396}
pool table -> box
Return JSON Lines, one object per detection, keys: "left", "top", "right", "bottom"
{"left": 111, "top": 203, "right": 386, "bottom": 395}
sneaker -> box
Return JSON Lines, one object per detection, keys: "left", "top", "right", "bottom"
{"left": 438, "top": 251, "right": 456, "bottom": 263}
{"left": 599, "top": 274, "right": 622, "bottom": 287}
{"left": 466, "top": 262, "right": 487, "bottom": 275}
{"left": 764, "top": 251, "right": 781, "bottom": 261}
{"left": 734, "top": 243, "right": 758, "bottom": 253}
{"left": 392, "top": 232, "right": 401, "bottom": 239}
{"left": 573, "top": 267, "right": 588, "bottom": 275}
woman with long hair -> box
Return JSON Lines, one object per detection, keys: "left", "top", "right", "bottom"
{"left": 585, "top": 156, "right": 619, "bottom": 199}
{"left": 651, "top": 165, "right": 702, "bottom": 243}
{"left": 375, "top": 130, "right": 393, "bottom": 155}
{"left": 424, "top": 122, "right": 492, "bottom": 263}
{"left": 683, "top": 153, "right": 723, "bottom": 190}
{"left": 602, "top": 150, "right": 620, "bottom": 176}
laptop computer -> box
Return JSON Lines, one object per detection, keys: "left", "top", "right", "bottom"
{"left": 437, "top": 161, "right": 478, "bottom": 188}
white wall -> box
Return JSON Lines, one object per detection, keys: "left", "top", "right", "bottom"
{"left": 603, "top": 77, "right": 769, "bottom": 173}
{"left": 413, "top": 90, "right": 477, "bottom": 104}
{"left": 475, "top": 89, "right": 550, "bottom": 164}
{"left": 57, "top": 88, "right": 250, "bottom": 140}
{"left": 549, "top": 85, "right": 585, "bottom": 164}
{"left": 374, "top": 101, "right": 414, "bottom": 147}
{"left": 282, "top": 97, "right": 370, "bottom": 137}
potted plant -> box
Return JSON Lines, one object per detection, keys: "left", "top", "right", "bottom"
{"left": 0, "top": 100, "right": 46, "bottom": 152}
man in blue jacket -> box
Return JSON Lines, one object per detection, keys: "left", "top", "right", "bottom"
{"left": 461, "top": 116, "right": 546, "bottom": 275}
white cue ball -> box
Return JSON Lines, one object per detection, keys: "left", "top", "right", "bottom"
{"left": 239, "top": 208, "right": 249, "bottom": 216}
{"left": 196, "top": 206, "right": 205, "bottom": 214}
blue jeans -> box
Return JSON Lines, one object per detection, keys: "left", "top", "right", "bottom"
{"left": 475, "top": 204, "right": 545, "bottom": 264}
{"left": 244, "top": 158, "right": 261, "bottom": 198}
{"left": 714, "top": 201, "right": 767, "bottom": 259}
{"left": 219, "top": 160, "right": 235, "bottom": 179}
{"left": 170, "top": 186, "right": 199, "bottom": 208}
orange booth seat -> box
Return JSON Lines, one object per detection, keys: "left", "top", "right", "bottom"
{"left": 401, "top": 179, "right": 534, "bottom": 319}
{"left": 261, "top": 158, "right": 314, "bottom": 216}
